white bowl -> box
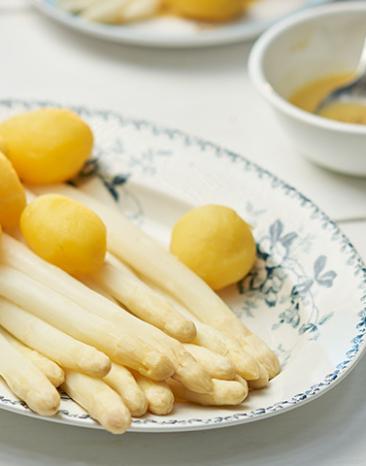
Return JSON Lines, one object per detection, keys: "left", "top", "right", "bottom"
{"left": 249, "top": 2, "right": 366, "bottom": 177}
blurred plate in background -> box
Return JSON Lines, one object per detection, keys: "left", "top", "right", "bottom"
{"left": 32, "top": 0, "right": 334, "bottom": 48}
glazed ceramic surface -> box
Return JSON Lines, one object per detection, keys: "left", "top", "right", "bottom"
{"left": 33, "top": 0, "right": 332, "bottom": 48}
{"left": 0, "top": 99, "right": 365, "bottom": 432}
{"left": 249, "top": 2, "right": 366, "bottom": 176}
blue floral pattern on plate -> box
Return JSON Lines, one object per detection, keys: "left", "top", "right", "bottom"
{"left": 238, "top": 219, "right": 337, "bottom": 340}
{"left": 0, "top": 99, "right": 365, "bottom": 433}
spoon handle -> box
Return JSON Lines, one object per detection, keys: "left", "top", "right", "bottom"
{"left": 356, "top": 37, "right": 366, "bottom": 79}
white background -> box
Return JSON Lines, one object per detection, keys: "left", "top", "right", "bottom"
{"left": 1, "top": 2, "right": 366, "bottom": 465}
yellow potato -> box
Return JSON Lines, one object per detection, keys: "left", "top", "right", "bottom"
{"left": 0, "top": 152, "right": 26, "bottom": 231}
{"left": 0, "top": 108, "right": 93, "bottom": 185}
{"left": 20, "top": 194, "right": 106, "bottom": 276}
{"left": 170, "top": 205, "right": 256, "bottom": 291}
{"left": 0, "top": 135, "right": 6, "bottom": 153}
{"left": 168, "top": 0, "right": 244, "bottom": 22}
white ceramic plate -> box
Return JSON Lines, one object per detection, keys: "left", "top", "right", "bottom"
{"left": 32, "top": 0, "right": 333, "bottom": 48}
{"left": 0, "top": 99, "right": 365, "bottom": 433}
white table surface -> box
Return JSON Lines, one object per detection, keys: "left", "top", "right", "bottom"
{"left": 1, "top": 2, "right": 366, "bottom": 465}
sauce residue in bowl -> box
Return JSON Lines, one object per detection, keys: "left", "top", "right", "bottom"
{"left": 290, "top": 73, "right": 366, "bottom": 125}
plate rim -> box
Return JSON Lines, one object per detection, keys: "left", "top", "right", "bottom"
{"left": 0, "top": 97, "right": 365, "bottom": 433}
{"left": 31, "top": 0, "right": 334, "bottom": 48}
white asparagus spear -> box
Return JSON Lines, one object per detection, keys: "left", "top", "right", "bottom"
{"left": 168, "top": 294, "right": 269, "bottom": 387}
{"left": 169, "top": 378, "right": 248, "bottom": 407}
{"left": 121, "top": 0, "right": 161, "bottom": 21}
{"left": 65, "top": 286, "right": 212, "bottom": 394}
{"left": 248, "top": 364, "right": 269, "bottom": 390}
{"left": 183, "top": 344, "right": 236, "bottom": 381}
{"left": 145, "top": 269, "right": 270, "bottom": 388}
{"left": 76, "top": 283, "right": 213, "bottom": 393}
{"left": 81, "top": 0, "right": 130, "bottom": 22}
{"left": 134, "top": 373, "right": 175, "bottom": 415}
{"left": 194, "top": 323, "right": 268, "bottom": 382}
{"left": 86, "top": 274, "right": 211, "bottom": 392}
{"left": 31, "top": 185, "right": 279, "bottom": 378}
{"left": 143, "top": 277, "right": 263, "bottom": 381}
{"left": 104, "top": 364, "right": 148, "bottom": 417}
{"left": 0, "top": 265, "right": 173, "bottom": 381}
{"left": 1, "top": 235, "right": 211, "bottom": 393}
{"left": 83, "top": 277, "right": 120, "bottom": 304}
{"left": 0, "top": 328, "right": 60, "bottom": 416}
{"left": 1, "top": 329, "right": 64, "bottom": 387}
{"left": 59, "top": 0, "right": 161, "bottom": 22}
{"left": 62, "top": 371, "right": 131, "bottom": 434}
{"left": 93, "top": 257, "right": 196, "bottom": 342}
{"left": 131, "top": 322, "right": 213, "bottom": 394}
{"left": 0, "top": 298, "right": 110, "bottom": 377}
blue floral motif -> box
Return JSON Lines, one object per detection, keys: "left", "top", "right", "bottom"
{"left": 69, "top": 157, "right": 129, "bottom": 201}
{"left": 126, "top": 148, "right": 172, "bottom": 175}
{"left": 69, "top": 157, "right": 144, "bottom": 222}
{"left": 239, "top": 220, "right": 337, "bottom": 339}
{"left": 1, "top": 99, "right": 365, "bottom": 432}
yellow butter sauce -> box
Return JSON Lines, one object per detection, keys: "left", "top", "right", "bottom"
{"left": 290, "top": 73, "right": 366, "bottom": 125}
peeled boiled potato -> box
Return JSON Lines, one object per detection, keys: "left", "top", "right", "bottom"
{"left": 170, "top": 205, "right": 256, "bottom": 291}
{"left": 20, "top": 194, "right": 107, "bottom": 276}
{"left": 0, "top": 108, "right": 93, "bottom": 185}
{"left": 168, "top": 0, "right": 244, "bottom": 21}
{"left": 0, "top": 152, "right": 26, "bottom": 231}
{"left": 0, "top": 135, "right": 6, "bottom": 153}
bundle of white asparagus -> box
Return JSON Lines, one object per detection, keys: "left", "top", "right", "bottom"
{"left": 0, "top": 184, "right": 280, "bottom": 434}
{"left": 58, "top": 0, "right": 162, "bottom": 23}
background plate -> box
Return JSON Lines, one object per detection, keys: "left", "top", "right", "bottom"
{"left": 0, "top": 99, "right": 365, "bottom": 433}
{"left": 32, "top": 0, "right": 334, "bottom": 48}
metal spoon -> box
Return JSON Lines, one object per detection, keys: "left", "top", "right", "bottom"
{"left": 316, "top": 37, "right": 366, "bottom": 114}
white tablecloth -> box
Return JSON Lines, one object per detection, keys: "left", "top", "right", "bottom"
{"left": 1, "top": 3, "right": 366, "bottom": 465}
